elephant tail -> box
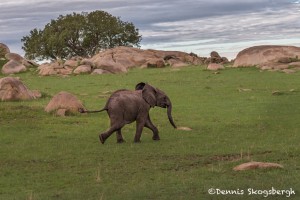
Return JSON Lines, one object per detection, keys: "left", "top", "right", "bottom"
{"left": 78, "top": 107, "right": 107, "bottom": 114}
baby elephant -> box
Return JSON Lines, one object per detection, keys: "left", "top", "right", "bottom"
{"left": 81, "top": 82, "right": 177, "bottom": 144}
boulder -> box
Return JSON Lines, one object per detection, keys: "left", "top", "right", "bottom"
{"left": 0, "top": 43, "right": 10, "bottom": 58}
{"left": 73, "top": 65, "right": 92, "bottom": 74}
{"left": 289, "top": 61, "right": 300, "bottom": 68}
{"left": 91, "top": 55, "right": 127, "bottom": 73}
{"left": 57, "top": 68, "right": 73, "bottom": 75}
{"left": 80, "top": 58, "right": 94, "bottom": 66}
{"left": 5, "top": 53, "right": 24, "bottom": 63}
{"left": 91, "top": 69, "right": 112, "bottom": 75}
{"left": 2, "top": 60, "right": 27, "bottom": 74}
{"left": 166, "top": 58, "right": 189, "bottom": 68}
{"left": 38, "top": 64, "right": 58, "bottom": 76}
{"left": 144, "top": 58, "right": 165, "bottom": 68}
{"left": 45, "top": 91, "right": 86, "bottom": 116}
{"left": 50, "top": 61, "right": 64, "bottom": 69}
{"left": 233, "top": 45, "right": 300, "bottom": 67}
{"left": 207, "top": 63, "right": 224, "bottom": 71}
{"left": 233, "top": 161, "right": 283, "bottom": 171}
{"left": 210, "top": 51, "right": 222, "bottom": 63}
{"left": 206, "top": 51, "right": 229, "bottom": 64}
{"left": 0, "top": 77, "right": 41, "bottom": 101}
{"left": 64, "top": 59, "right": 79, "bottom": 68}
{"left": 22, "top": 59, "right": 38, "bottom": 68}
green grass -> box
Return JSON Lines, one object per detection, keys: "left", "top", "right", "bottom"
{"left": 1, "top": 66, "right": 300, "bottom": 199}
{"left": 0, "top": 59, "right": 8, "bottom": 69}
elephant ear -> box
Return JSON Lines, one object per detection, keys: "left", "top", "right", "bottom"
{"left": 135, "top": 82, "right": 146, "bottom": 90}
{"left": 142, "top": 84, "right": 157, "bottom": 107}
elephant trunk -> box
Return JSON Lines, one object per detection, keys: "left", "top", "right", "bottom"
{"left": 166, "top": 97, "right": 177, "bottom": 129}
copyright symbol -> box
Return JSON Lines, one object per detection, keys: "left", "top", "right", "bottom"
{"left": 208, "top": 188, "right": 216, "bottom": 195}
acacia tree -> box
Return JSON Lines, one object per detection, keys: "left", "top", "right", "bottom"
{"left": 22, "top": 10, "right": 142, "bottom": 60}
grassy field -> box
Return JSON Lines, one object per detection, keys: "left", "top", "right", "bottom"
{"left": 0, "top": 65, "right": 299, "bottom": 199}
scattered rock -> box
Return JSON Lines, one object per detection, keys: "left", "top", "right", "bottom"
{"left": 261, "top": 65, "right": 273, "bottom": 71}
{"left": 176, "top": 126, "right": 193, "bottom": 131}
{"left": 0, "top": 77, "right": 41, "bottom": 101}
{"left": 45, "top": 91, "right": 86, "bottom": 116}
{"left": 233, "top": 161, "right": 283, "bottom": 171}
{"left": 282, "top": 69, "right": 296, "bottom": 74}
{"left": 31, "top": 90, "right": 42, "bottom": 98}
{"left": 238, "top": 88, "right": 252, "bottom": 92}
{"left": 272, "top": 91, "right": 284, "bottom": 95}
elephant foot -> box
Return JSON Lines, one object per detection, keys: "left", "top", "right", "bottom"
{"left": 99, "top": 134, "right": 105, "bottom": 144}
{"left": 134, "top": 139, "right": 141, "bottom": 143}
{"left": 152, "top": 135, "right": 160, "bottom": 141}
{"left": 117, "top": 139, "right": 125, "bottom": 144}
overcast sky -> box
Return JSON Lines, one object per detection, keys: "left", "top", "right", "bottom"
{"left": 1, "top": 0, "right": 300, "bottom": 59}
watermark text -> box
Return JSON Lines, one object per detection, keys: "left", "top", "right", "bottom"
{"left": 208, "top": 187, "right": 295, "bottom": 198}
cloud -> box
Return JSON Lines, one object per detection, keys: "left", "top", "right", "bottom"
{"left": 0, "top": 0, "right": 299, "bottom": 58}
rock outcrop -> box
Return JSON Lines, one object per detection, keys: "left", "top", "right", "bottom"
{"left": 38, "top": 46, "right": 205, "bottom": 76}
{"left": 233, "top": 45, "right": 300, "bottom": 73}
{"left": 203, "top": 51, "right": 229, "bottom": 65}
{"left": 0, "top": 77, "right": 41, "bottom": 101}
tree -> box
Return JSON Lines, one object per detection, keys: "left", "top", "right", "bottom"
{"left": 22, "top": 10, "right": 142, "bottom": 60}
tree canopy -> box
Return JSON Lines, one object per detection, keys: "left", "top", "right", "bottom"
{"left": 21, "top": 11, "right": 142, "bottom": 60}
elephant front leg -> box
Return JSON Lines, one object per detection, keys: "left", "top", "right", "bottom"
{"left": 134, "top": 120, "right": 146, "bottom": 143}
{"left": 145, "top": 116, "right": 160, "bottom": 141}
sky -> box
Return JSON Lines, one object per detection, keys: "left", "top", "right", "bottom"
{"left": 0, "top": 0, "right": 300, "bottom": 59}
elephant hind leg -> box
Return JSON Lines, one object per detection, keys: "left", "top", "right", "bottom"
{"left": 116, "top": 129, "right": 125, "bottom": 143}
{"left": 100, "top": 124, "right": 125, "bottom": 144}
